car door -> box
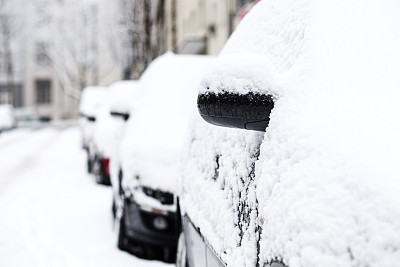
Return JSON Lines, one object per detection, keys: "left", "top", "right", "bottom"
{"left": 182, "top": 115, "right": 264, "bottom": 267}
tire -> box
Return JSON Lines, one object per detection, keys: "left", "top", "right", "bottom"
{"left": 115, "top": 210, "right": 129, "bottom": 251}
{"left": 176, "top": 231, "right": 188, "bottom": 267}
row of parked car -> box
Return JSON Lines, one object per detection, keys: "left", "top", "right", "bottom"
{"left": 79, "top": 52, "right": 214, "bottom": 263}
{"left": 79, "top": 1, "right": 400, "bottom": 267}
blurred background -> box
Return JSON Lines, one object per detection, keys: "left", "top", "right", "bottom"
{"left": 0, "top": 0, "right": 259, "bottom": 122}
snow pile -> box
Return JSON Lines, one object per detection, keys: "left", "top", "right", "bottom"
{"left": 199, "top": 53, "right": 283, "bottom": 97}
{"left": 256, "top": 1, "right": 400, "bottom": 266}
{"left": 120, "top": 53, "right": 214, "bottom": 205}
{"left": 182, "top": 0, "right": 400, "bottom": 267}
{"left": 93, "top": 80, "right": 141, "bottom": 159}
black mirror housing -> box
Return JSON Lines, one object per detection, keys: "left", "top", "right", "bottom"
{"left": 197, "top": 92, "right": 274, "bottom": 132}
{"left": 110, "top": 111, "right": 130, "bottom": 121}
{"left": 87, "top": 115, "right": 96, "bottom": 122}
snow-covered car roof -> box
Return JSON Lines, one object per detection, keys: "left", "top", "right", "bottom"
{"left": 184, "top": 0, "right": 400, "bottom": 266}
{"left": 107, "top": 80, "right": 142, "bottom": 114}
{"left": 79, "top": 86, "right": 108, "bottom": 118}
{"left": 93, "top": 80, "right": 141, "bottom": 157}
{"left": 121, "top": 52, "right": 215, "bottom": 194}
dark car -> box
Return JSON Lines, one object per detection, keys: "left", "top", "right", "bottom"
{"left": 112, "top": 52, "right": 214, "bottom": 262}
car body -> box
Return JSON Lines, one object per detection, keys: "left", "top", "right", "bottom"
{"left": 178, "top": 1, "right": 400, "bottom": 267}
{"left": 113, "top": 52, "right": 214, "bottom": 262}
{"left": 91, "top": 80, "right": 141, "bottom": 185}
{"left": 0, "top": 104, "right": 16, "bottom": 133}
{"left": 78, "top": 86, "right": 107, "bottom": 173}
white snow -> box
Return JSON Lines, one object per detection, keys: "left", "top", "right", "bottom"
{"left": 0, "top": 104, "right": 16, "bottom": 131}
{"left": 182, "top": 1, "right": 400, "bottom": 267}
{"left": 120, "top": 53, "right": 214, "bottom": 205}
{"left": 199, "top": 54, "right": 282, "bottom": 97}
{"left": 78, "top": 86, "right": 108, "bottom": 150}
{"left": 78, "top": 86, "right": 108, "bottom": 118}
{"left": 93, "top": 80, "right": 141, "bottom": 159}
{"left": 0, "top": 126, "right": 171, "bottom": 267}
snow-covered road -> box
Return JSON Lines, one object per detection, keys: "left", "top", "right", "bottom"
{"left": 0, "top": 126, "right": 171, "bottom": 267}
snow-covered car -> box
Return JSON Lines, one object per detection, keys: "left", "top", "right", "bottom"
{"left": 113, "top": 52, "right": 214, "bottom": 262}
{"left": 13, "top": 107, "right": 40, "bottom": 128}
{"left": 177, "top": 1, "right": 400, "bottom": 267}
{"left": 91, "top": 80, "right": 141, "bottom": 185}
{"left": 0, "top": 104, "right": 16, "bottom": 133}
{"left": 78, "top": 86, "right": 107, "bottom": 172}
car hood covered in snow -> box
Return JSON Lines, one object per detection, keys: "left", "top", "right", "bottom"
{"left": 183, "top": 1, "right": 400, "bottom": 267}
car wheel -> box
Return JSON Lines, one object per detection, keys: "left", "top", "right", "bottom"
{"left": 115, "top": 207, "right": 128, "bottom": 251}
{"left": 176, "top": 231, "right": 188, "bottom": 267}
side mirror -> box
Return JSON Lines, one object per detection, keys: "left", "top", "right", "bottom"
{"left": 80, "top": 113, "right": 96, "bottom": 122}
{"left": 110, "top": 111, "right": 130, "bottom": 121}
{"left": 87, "top": 115, "right": 96, "bottom": 122}
{"left": 197, "top": 92, "right": 274, "bottom": 131}
{"left": 197, "top": 54, "right": 278, "bottom": 132}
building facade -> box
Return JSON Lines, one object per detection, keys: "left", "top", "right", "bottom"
{"left": 1, "top": 0, "right": 123, "bottom": 121}
{"left": 22, "top": 0, "right": 123, "bottom": 121}
{"left": 165, "top": 0, "right": 258, "bottom": 56}
{"left": 0, "top": 0, "right": 258, "bottom": 121}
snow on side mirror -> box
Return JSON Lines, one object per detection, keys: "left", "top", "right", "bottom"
{"left": 197, "top": 54, "right": 278, "bottom": 132}
{"left": 197, "top": 92, "right": 274, "bottom": 131}
{"left": 110, "top": 111, "right": 130, "bottom": 121}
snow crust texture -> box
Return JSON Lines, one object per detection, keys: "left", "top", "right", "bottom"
{"left": 182, "top": 1, "right": 400, "bottom": 267}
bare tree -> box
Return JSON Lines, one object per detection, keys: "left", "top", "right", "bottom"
{"left": 43, "top": 0, "right": 101, "bottom": 100}
{"left": 105, "top": 0, "right": 166, "bottom": 79}
{"left": 0, "top": 0, "right": 24, "bottom": 106}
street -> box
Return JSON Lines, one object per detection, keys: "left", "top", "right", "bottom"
{"left": 0, "top": 126, "right": 171, "bottom": 267}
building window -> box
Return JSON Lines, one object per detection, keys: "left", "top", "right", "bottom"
{"left": 36, "top": 80, "right": 51, "bottom": 104}
{"left": 35, "top": 42, "right": 50, "bottom": 66}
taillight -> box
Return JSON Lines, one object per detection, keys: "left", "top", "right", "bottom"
{"left": 102, "top": 158, "right": 110, "bottom": 177}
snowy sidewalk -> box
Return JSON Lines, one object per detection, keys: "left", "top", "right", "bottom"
{"left": 0, "top": 127, "right": 171, "bottom": 267}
